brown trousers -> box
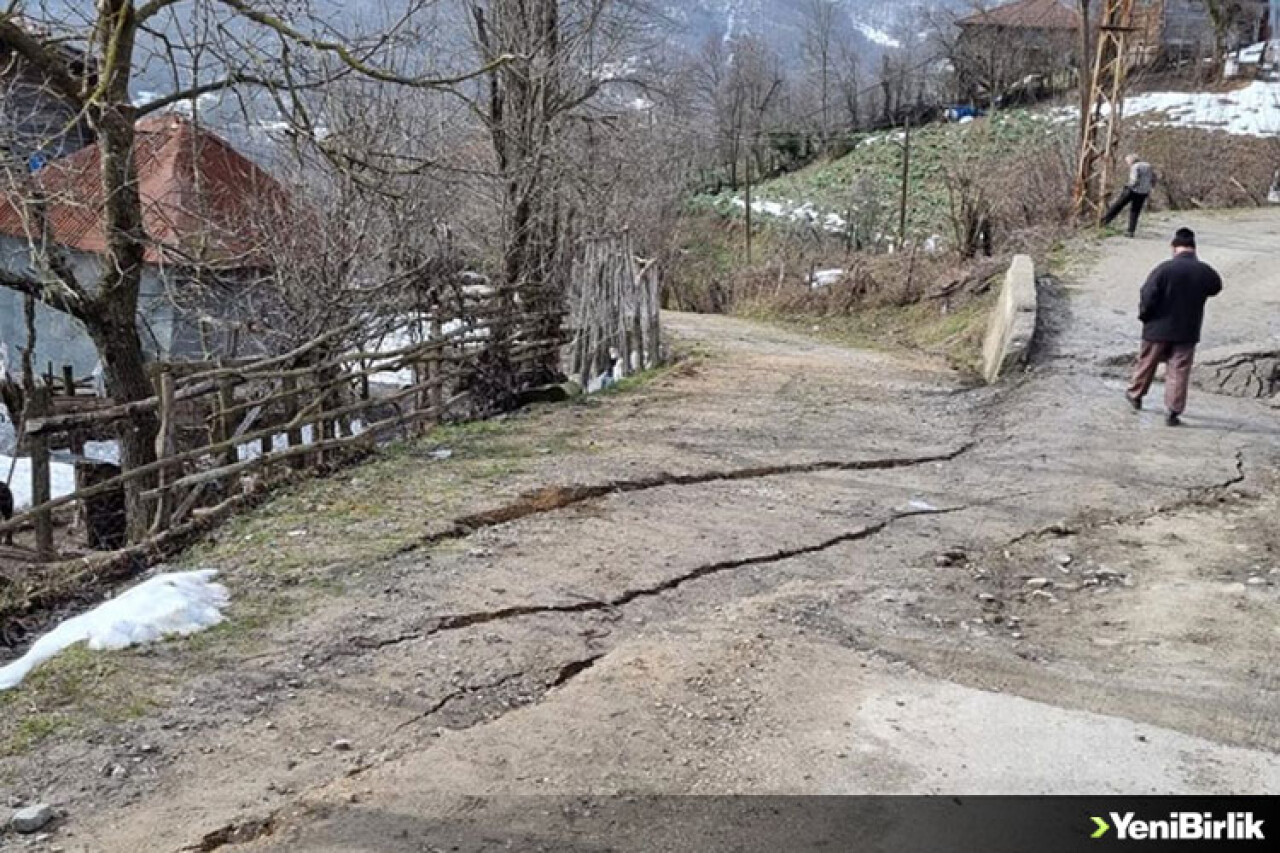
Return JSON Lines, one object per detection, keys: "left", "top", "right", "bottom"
{"left": 1127, "top": 340, "right": 1196, "bottom": 414}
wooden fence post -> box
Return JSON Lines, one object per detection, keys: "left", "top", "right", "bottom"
{"left": 28, "top": 385, "right": 54, "bottom": 559}
{"left": 217, "top": 376, "right": 237, "bottom": 468}
{"left": 645, "top": 265, "right": 662, "bottom": 369}
{"left": 61, "top": 364, "right": 75, "bottom": 397}
{"left": 317, "top": 369, "right": 336, "bottom": 462}
{"left": 282, "top": 373, "right": 304, "bottom": 469}
{"left": 428, "top": 315, "right": 443, "bottom": 428}
{"left": 151, "top": 368, "right": 176, "bottom": 534}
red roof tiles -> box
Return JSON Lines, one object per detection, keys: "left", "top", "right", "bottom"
{"left": 957, "top": 0, "right": 1081, "bottom": 32}
{"left": 0, "top": 114, "right": 287, "bottom": 267}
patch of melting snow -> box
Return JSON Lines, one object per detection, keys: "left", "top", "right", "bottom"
{"left": 729, "top": 197, "right": 848, "bottom": 234}
{"left": 1052, "top": 81, "right": 1280, "bottom": 136}
{"left": 852, "top": 21, "right": 901, "bottom": 50}
{"left": 0, "top": 570, "right": 230, "bottom": 691}
{"left": 809, "top": 269, "right": 845, "bottom": 289}
{"left": 0, "top": 455, "right": 77, "bottom": 510}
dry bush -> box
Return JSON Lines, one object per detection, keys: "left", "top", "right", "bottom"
{"left": 1133, "top": 127, "right": 1280, "bottom": 211}
{"left": 733, "top": 248, "right": 990, "bottom": 319}
{"left": 669, "top": 123, "right": 1079, "bottom": 320}
{"left": 982, "top": 136, "right": 1077, "bottom": 255}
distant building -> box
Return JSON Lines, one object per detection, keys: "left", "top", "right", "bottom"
{"left": 0, "top": 20, "right": 95, "bottom": 166}
{"left": 956, "top": 0, "right": 1271, "bottom": 90}
{"left": 0, "top": 115, "right": 288, "bottom": 379}
{"left": 1131, "top": 0, "right": 1270, "bottom": 67}
{"left": 954, "top": 0, "right": 1083, "bottom": 103}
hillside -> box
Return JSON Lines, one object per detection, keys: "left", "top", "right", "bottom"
{"left": 702, "top": 78, "right": 1280, "bottom": 247}
{"left": 698, "top": 109, "right": 1073, "bottom": 246}
{"left": 657, "top": 0, "right": 958, "bottom": 59}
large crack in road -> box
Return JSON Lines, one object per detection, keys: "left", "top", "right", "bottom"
{"left": 397, "top": 445, "right": 973, "bottom": 554}
{"left": 362, "top": 505, "right": 970, "bottom": 655}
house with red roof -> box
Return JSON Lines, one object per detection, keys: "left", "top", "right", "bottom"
{"left": 952, "top": 0, "right": 1084, "bottom": 104}
{"left": 953, "top": 0, "right": 1271, "bottom": 91}
{"left": 0, "top": 114, "right": 288, "bottom": 380}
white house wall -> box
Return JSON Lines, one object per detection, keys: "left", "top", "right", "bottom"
{"left": 0, "top": 235, "right": 179, "bottom": 380}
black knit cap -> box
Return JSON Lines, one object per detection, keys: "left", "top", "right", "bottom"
{"left": 1172, "top": 227, "right": 1196, "bottom": 249}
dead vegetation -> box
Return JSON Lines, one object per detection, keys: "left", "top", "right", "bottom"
{"left": 1135, "top": 125, "right": 1280, "bottom": 210}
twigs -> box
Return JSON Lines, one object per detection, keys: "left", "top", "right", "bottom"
{"left": 568, "top": 234, "right": 663, "bottom": 387}
{"left": 0, "top": 297, "right": 564, "bottom": 549}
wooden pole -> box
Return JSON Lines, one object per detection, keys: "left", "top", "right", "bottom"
{"left": 151, "top": 369, "right": 176, "bottom": 534}
{"left": 898, "top": 114, "right": 911, "bottom": 251}
{"left": 428, "top": 314, "right": 444, "bottom": 427}
{"left": 744, "top": 156, "right": 753, "bottom": 265}
{"left": 282, "top": 373, "right": 303, "bottom": 468}
{"left": 29, "top": 385, "right": 53, "bottom": 559}
{"left": 61, "top": 364, "right": 75, "bottom": 397}
{"left": 217, "top": 376, "right": 237, "bottom": 468}
{"left": 646, "top": 266, "right": 662, "bottom": 368}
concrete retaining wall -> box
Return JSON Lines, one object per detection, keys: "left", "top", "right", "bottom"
{"left": 982, "top": 255, "right": 1039, "bottom": 384}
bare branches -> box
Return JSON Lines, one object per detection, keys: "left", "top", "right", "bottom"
{"left": 209, "top": 0, "right": 516, "bottom": 90}
{"left": 0, "top": 15, "right": 84, "bottom": 104}
{"left": 0, "top": 266, "right": 89, "bottom": 319}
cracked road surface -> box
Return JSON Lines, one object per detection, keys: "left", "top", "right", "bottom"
{"left": 5, "top": 213, "right": 1280, "bottom": 851}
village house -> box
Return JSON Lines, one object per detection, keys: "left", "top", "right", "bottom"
{"left": 953, "top": 0, "right": 1084, "bottom": 104}
{"left": 1132, "top": 0, "right": 1271, "bottom": 67}
{"left": 0, "top": 114, "right": 288, "bottom": 381}
{"left": 0, "top": 20, "right": 95, "bottom": 168}
{"left": 955, "top": 0, "right": 1272, "bottom": 96}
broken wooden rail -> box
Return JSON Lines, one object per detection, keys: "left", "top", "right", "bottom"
{"left": 3, "top": 303, "right": 566, "bottom": 556}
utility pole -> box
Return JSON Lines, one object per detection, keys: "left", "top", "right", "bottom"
{"left": 744, "top": 155, "right": 753, "bottom": 264}
{"left": 898, "top": 114, "right": 911, "bottom": 250}
{"left": 1074, "top": 0, "right": 1138, "bottom": 223}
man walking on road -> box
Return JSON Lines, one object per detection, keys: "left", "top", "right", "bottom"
{"left": 1103, "top": 154, "right": 1155, "bottom": 237}
{"left": 1126, "top": 228, "right": 1222, "bottom": 426}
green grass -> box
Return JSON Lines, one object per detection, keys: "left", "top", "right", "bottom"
{"left": 0, "top": 645, "right": 157, "bottom": 756}
{"left": 745, "top": 285, "right": 999, "bottom": 378}
{"left": 697, "top": 109, "right": 1073, "bottom": 243}
{"left": 0, "top": 360, "right": 699, "bottom": 750}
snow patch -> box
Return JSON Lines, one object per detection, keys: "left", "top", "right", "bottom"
{"left": 729, "top": 196, "right": 847, "bottom": 233}
{"left": 809, "top": 269, "right": 845, "bottom": 289}
{"left": 1058, "top": 81, "right": 1280, "bottom": 137}
{"left": 1, "top": 455, "right": 77, "bottom": 511}
{"left": 852, "top": 20, "right": 901, "bottom": 50}
{"left": 0, "top": 570, "right": 230, "bottom": 691}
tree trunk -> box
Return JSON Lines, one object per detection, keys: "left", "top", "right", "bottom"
{"left": 87, "top": 310, "right": 157, "bottom": 543}
{"left": 83, "top": 5, "right": 159, "bottom": 542}
{"left": 1078, "top": 0, "right": 1093, "bottom": 146}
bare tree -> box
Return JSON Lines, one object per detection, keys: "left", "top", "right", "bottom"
{"left": 836, "top": 33, "right": 862, "bottom": 133}
{"left": 1206, "top": 0, "right": 1252, "bottom": 76}
{"left": 800, "top": 0, "right": 840, "bottom": 152}
{"left": 1078, "top": 0, "right": 1094, "bottom": 141}
{"left": 0, "top": 2, "right": 504, "bottom": 539}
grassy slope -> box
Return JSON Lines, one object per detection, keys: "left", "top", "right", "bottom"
{"left": 697, "top": 109, "right": 1072, "bottom": 240}
{"left": 744, "top": 286, "right": 999, "bottom": 379}
{"left": 0, "top": 363, "right": 685, "bottom": 758}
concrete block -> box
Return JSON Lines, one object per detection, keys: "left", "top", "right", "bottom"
{"left": 982, "top": 255, "right": 1038, "bottom": 384}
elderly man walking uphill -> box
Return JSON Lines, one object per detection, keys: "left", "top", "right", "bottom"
{"left": 1126, "top": 228, "right": 1222, "bottom": 426}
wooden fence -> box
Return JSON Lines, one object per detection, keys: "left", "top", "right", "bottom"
{"left": 1, "top": 288, "right": 564, "bottom": 561}
{"left": 567, "top": 234, "right": 662, "bottom": 388}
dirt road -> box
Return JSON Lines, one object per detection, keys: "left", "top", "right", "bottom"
{"left": 3, "top": 213, "right": 1279, "bottom": 851}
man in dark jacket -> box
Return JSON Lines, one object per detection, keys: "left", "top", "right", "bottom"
{"left": 1126, "top": 227, "right": 1223, "bottom": 426}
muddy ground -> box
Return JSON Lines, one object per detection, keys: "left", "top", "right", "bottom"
{"left": 1, "top": 212, "right": 1278, "bottom": 852}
